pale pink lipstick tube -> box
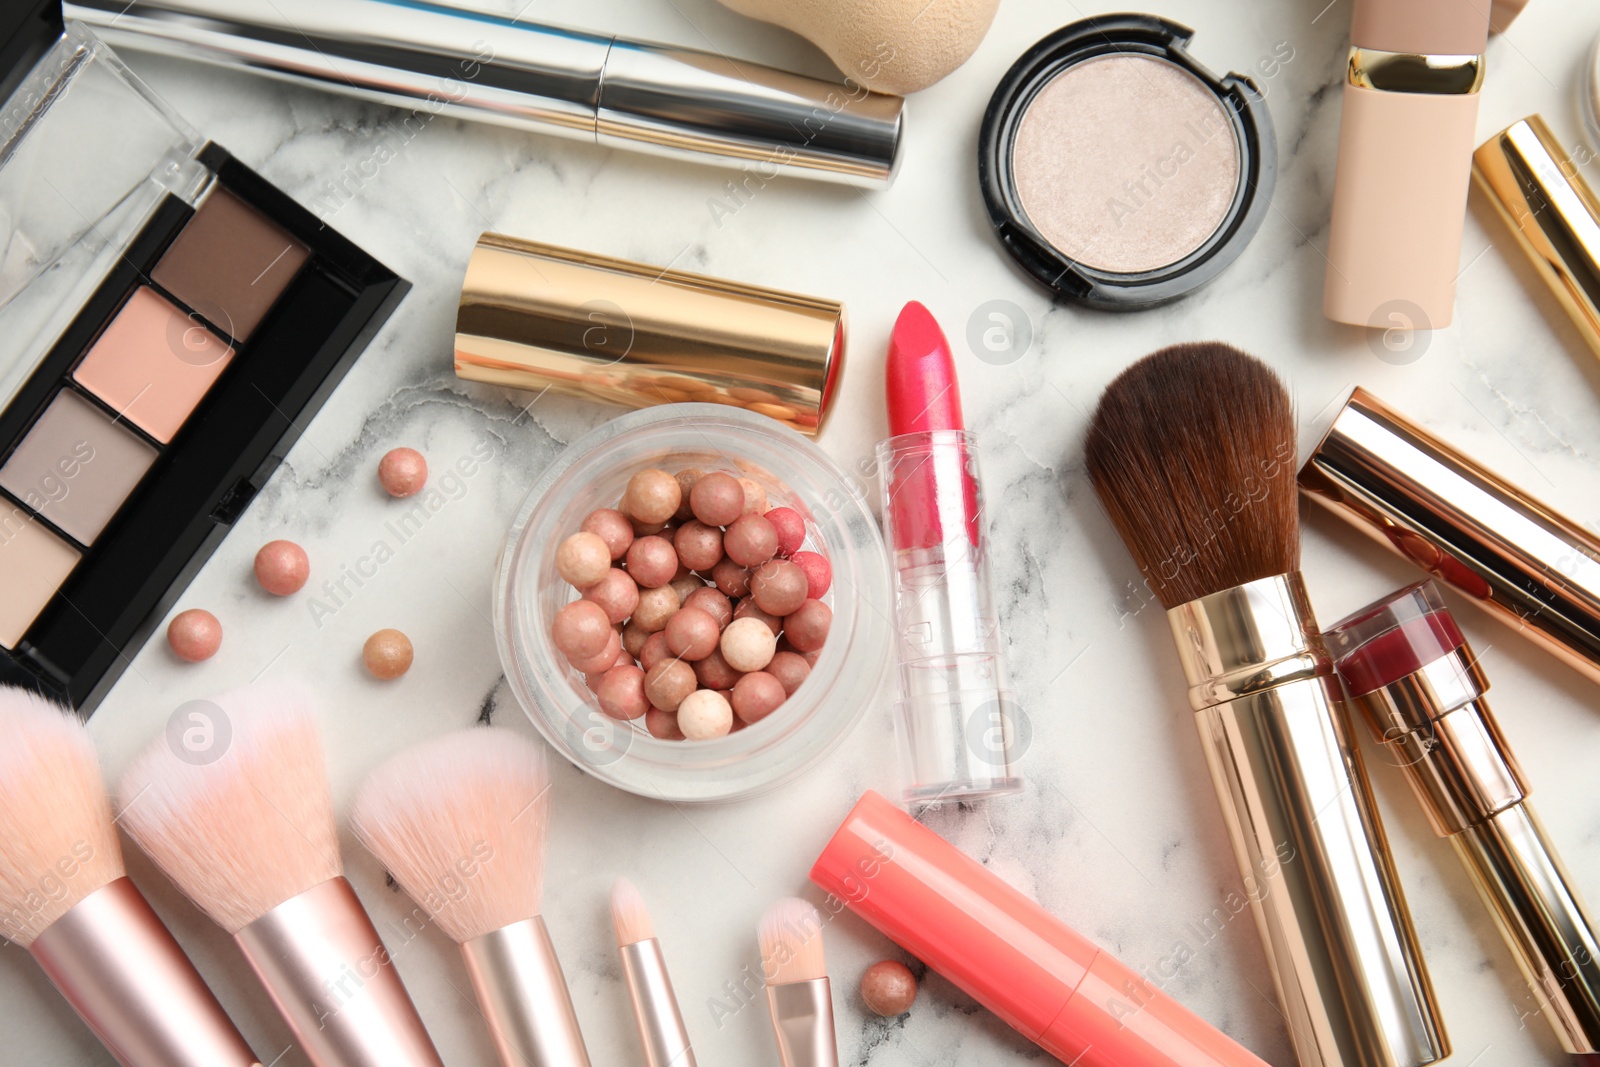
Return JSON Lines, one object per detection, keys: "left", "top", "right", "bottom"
{"left": 28, "top": 877, "right": 262, "bottom": 1067}
{"left": 1324, "top": 0, "right": 1490, "bottom": 330}
{"left": 811, "top": 791, "right": 1270, "bottom": 1067}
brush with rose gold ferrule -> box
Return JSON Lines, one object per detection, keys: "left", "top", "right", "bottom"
{"left": 760, "top": 898, "right": 838, "bottom": 1067}
{"left": 0, "top": 687, "right": 262, "bottom": 1067}
{"left": 352, "top": 728, "right": 593, "bottom": 1067}
{"left": 116, "top": 686, "right": 444, "bottom": 1067}
{"left": 612, "top": 878, "right": 695, "bottom": 1067}
{"left": 1085, "top": 344, "right": 1445, "bottom": 1067}
{"left": 1327, "top": 581, "right": 1600, "bottom": 1056}
{"left": 879, "top": 300, "right": 1021, "bottom": 804}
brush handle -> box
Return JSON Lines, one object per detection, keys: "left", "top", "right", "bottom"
{"left": 29, "top": 878, "right": 262, "bottom": 1067}
{"left": 766, "top": 979, "right": 838, "bottom": 1067}
{"left": 461, "top": 916, "right": 593, "bottom": 1067}
{"left": 620, "top": 938, "right": 696, "bottom": 1067}
{"left": 235, "top": 877, "right": 443, "bottom": 1067}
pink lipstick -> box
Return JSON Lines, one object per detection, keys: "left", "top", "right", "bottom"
{"left": 877, "top": 301, "right": 1021, "bottom": 804}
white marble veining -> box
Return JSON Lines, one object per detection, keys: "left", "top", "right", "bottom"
{"left": 7, "top": 1, "right": 1600, "bottom": 1065}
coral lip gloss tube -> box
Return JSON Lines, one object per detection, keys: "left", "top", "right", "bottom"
{"left": 1326, "top": 582, "right": 1600, "bottom": 1056}
{"left": 1324, "top": 0, "right": 1490, "bottom": 330}
{"left": 878, "top": 302, "right": 1021, "bottom": 804}
{"left": 811, "top": 791, "right": 1271, "bottom": 1067}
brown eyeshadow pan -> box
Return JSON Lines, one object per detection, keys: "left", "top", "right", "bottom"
{"left": 150, "top": 186, "right": 310, "bottom": 341}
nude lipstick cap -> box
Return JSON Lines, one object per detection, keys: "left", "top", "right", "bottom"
{"left": 1324, "top": 0, "right": 1489, "bottom": 330}
{"left": 1473, "top": 115, "right": 1600, "bottom": 362}
{"left": 810, "top": 791, "right": 1271, "bottom": 1067}
{"left": 1299, "top": 387, "right": 1600, "bottom": 685}
{"left": 455, "top": 232, "right": 844, "bottom": 435}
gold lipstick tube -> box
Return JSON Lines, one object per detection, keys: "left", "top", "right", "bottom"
{"left": 1168, "top": 574, "right": 1445, "bottom": 1067}
{"left": 1299, "top": 387, "right": 1600, "bottom": 685}
{"left": 1473, "top": 116, "right": 1600, "bottom": 362}
{"left": 1327, "top": 582, "right": 1600, "bottom": 1053}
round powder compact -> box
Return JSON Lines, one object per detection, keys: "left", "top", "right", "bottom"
{"left": 979, "top": 15, "right": 1276, "bottom": 309}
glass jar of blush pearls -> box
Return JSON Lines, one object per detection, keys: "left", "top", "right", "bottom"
{"left": 495, "top": 404, "right": 892, "bottom": 802}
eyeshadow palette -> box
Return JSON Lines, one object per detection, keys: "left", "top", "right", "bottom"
{"left": 0, "top": 8, "right": 408, "bottom": 711}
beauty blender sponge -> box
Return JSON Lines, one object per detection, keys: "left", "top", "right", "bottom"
{"left": 716, "top": 0, "right": 999, "bottom": 95}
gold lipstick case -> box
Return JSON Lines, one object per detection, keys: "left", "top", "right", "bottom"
{"left": 1473, "top": 115, "right": 1600, "bottom": 362}
{"left": 1300, "top": 387, "right": 1600, "bottom": 685}
{"left": 455, "top": 232, "right": 844, "bottom": 435}
{"left": 1327, "top": 582, "right": 1600, "bottom": 1054}
{"left": 1168, "top": 574, "right": 1446, "bottom": 1067}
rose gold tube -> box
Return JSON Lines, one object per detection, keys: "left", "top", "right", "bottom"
{"left": 28, "top": 877, "right": 262, "bottom": 1067}
{"left": 1323, "top": 0, "right": 1489, "bottom": 330}
{"left": 458, "top": 916, "right": 592, "bottom": 1067}
{"left": 233, "top": 876, "right": 443, "bottom": 1067}
{"left": 1299, "top": 387, "right": 1600, "bottom": 685}
{"left": 766, "top": 978, "right": 838, "bottom": 1067}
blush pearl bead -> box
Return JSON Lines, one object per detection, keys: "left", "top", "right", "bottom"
{"left": 733, "top": 597, "right": 783, "bottom": 636}
{"left": 724, "top": 514, "right": 778, "bottom": 568}
{"left": 683, "top": 587, "right": 733, "bottom": 628}
{"left": 763, "top": 507, "right": 806, "bottom": 557}
{"left": 639, "top": 631, "right": 673, "bottom": 672}
{"left": 711, "top": 559, "right": 751, "bottom": 598}
{"left": 737, "top": 477, "right": 768, "bottom": 516}
{"left": 597, "top": 664, "right": 649, "bottom": 720}
{"left": 622, "top": 619, "right": 650, "bottom": 658}
{"left": 553, "top": 599, "right": 613, "bottom": 659}
{"left": 750, "top": 559, "right": 808, "bottom": 616}
{"left": 669, "top": 574, "right": 704, "bottom": 605}
{"left": 254, "top": 540, "right": 309, "bottom": 596}
{"left": 721, "top": 616, "right": 777, "bottom": 672}
{"left": 378, "top": 447, "right": 427, "bottom": 498}
{"left": 645, "top": 706, "right": 685, "bottom": 740}
{"left": 790, "top": 551, "right": 832, "bottom": 599}
{"left": 673, "top": 521, "right": 724, "bottom": 572}
{"left": 689, "top": 471, "right": 744, "bottom": 527}
{"left": 583, "top": 568, "right": 640, "bottom": 624}
{"left": 623, "top": 468, "right": 682, "bottom": 525}
{"left": 665, "top": 607, "right": 721, "bottom": 661}
{"left": 570, "top": 630, "right": 623, "bottom": 673}
{"left": 731, "top": 671, "right": 786, "bottom": 724}
{"left": 861, "top": 961, "right": 918, "bottom": 1016}
{"left": 644, "top": 659, "right": 697, "bottom": 711}
{"left": 783, "top": 599, "right": 831, "bottom": 653}
{"left": 632, "top": 585, "right": 681, "bottom": 633}
{"left": 167, "top": 609, "right": 222, "bottom": 661}
{"left": 693, "top": 648, "right": 741, "bottom": 690}
{"left": 557, "top": 532, "right": 613, "bottom": 589}
{"left": 625, "top": 535, "right": 678, "bottom": 588}
{"left": 363, "top": 628, "right": 413, "bottom": 679}
{"left": 678, "top": 689, "right": 734, "bottom": 740}
{"left": 673, "top": 469, "right": 704, "bottom": 521}
{"left": 581, "top": 508, "right": 635, "bottom": 560}
{"left": 766, "top": 650, "right": 811, "bottom": 695}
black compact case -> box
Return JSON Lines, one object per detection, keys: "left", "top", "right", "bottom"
{"left": 0, "top": 9, "right": 407, "bottom": 711}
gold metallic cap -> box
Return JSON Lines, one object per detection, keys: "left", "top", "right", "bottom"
{"left": 454, "top": 233, "right": 844, "bottom": 435}
{"left": 1472, "top": 115, "right": 1600, "bottom": 361}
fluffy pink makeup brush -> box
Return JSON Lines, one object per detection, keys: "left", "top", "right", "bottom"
{"left": 351, "top": 727, "right": 593, "bottom": 1067}
{"left": 116, "top": 685, "right": 443, "bottom": 1067}
{"left": 0, "top": 686, "right": 261, "bottom": 1067}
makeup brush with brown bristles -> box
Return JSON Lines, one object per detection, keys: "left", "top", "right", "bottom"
{"left": 117, "top": 685, "right": 444, "bottom": 1067}
{"left": 0, "top": 686, "right": 262, "bottom": 1067}
{"left": 612, "top": 877, "right": 696, "bottom": 1067}
{"left": 759, "top": 897, "right": 837, "bottom": 1067}
{"left": 1083, "top": 344, "right": 1448, "bottom": 1067}
{"left": 350, "top": 727, "right": 593, "bottom": 1067}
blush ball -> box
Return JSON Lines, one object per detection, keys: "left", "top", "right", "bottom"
{"left": 583, "top": 568, "right": 640, "bottom": 625}
{"left": 581, "top": 508, "right": 635, "bottom": 560}
{"left": 731, "top": 671, "right": 786, "bottom": 723}
{"left": 167, "top": 609, "right": 222, "bottom": 662}
{"left": 721, "top": 616, "right": 777, "bottom": 672}
{"left": 764, "top": 507, "right": 806, "bottom": 557}
{"left": 689, "top": 471, "right": 745, "bottom": 527}
{"left": 623, "top": 468, "right": 682, "bottom": 525}
{"left": 378, "top": 447, "right": 427, "bottom": 498}
{"left": 597, "top": 664, "right": 649, "bottom": 720}
{"left": 678, "top": 689, "right": 734, "bottom": 740}
{"left": 711, "top": 559, "right": 752, "bottom": 598}
{"left": 790, "top": 550, "right": 833, "bottom": 599}
{"left": 694, "top": 649, "right": 742, "bottom": 690}
{"left": 645, "top": 707, "right": 685, "bottom": 740}
{"left": 861, "top": 961, "right": 918, "bottom": 1016}
{"left": 254, "top": 540, "right": 309, "bottom": 596}
{"left": 766, "top": 650, "right": 812, "bottom": 695}
{"left": 553, "top": 599, "right": 614, "bottom": 659}
{"left": 724, "top": 514, "right": 778, "bottom": 567}
{"left": 783, "top": 599, "right": 831, "bottom": 653}
{"left": 683, "top": 587, "right": 733, "bottom": 628}
{"left": 645, "top": 659, "right": 697, "bottom": 711}
{"left": 750, "top": 559, "right": 808, "bottom": 616}
{"left": 363, "top": 628, "right": 413, "bottom": 679}
{"left": 626, "top": 535, "right": 679, "bottom": 588}
{"left": 557, "top": 531, "right": 613, "bottom": 589}
{"left": 633, "top": 585, "right": 681, "bottom": 633}
{"left": 665, "top": 607, "right": 721, "bottom": 661}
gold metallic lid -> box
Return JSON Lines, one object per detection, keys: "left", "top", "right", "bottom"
{"left": 454, "top": 233, "right": 844, "bottom": 435}
{"left": 1472, "top": 115, "right": 1600, "bottom": 361}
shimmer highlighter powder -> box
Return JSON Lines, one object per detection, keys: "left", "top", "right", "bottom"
{"left": 980, "top": 15, "right": 1276, "bottom": 309}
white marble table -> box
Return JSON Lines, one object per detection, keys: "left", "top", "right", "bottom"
{"left": 7, "top": 1, "right": 1600, "bottom": 1064}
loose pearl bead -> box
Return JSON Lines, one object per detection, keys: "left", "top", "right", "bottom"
{"left": 860, "top": 960, "right": 918, "bottom": 1016}
{"left": 363, "top": 628, "right": 413, "bottom": 679}
{"left": 254, "top": 540, "right": 309, "bottom": 596}
{"left": 168, "top": 609, "right": 222, "bottom": 662}
{"left": 378, "top": 447, "right": 427, "bottom": 498}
